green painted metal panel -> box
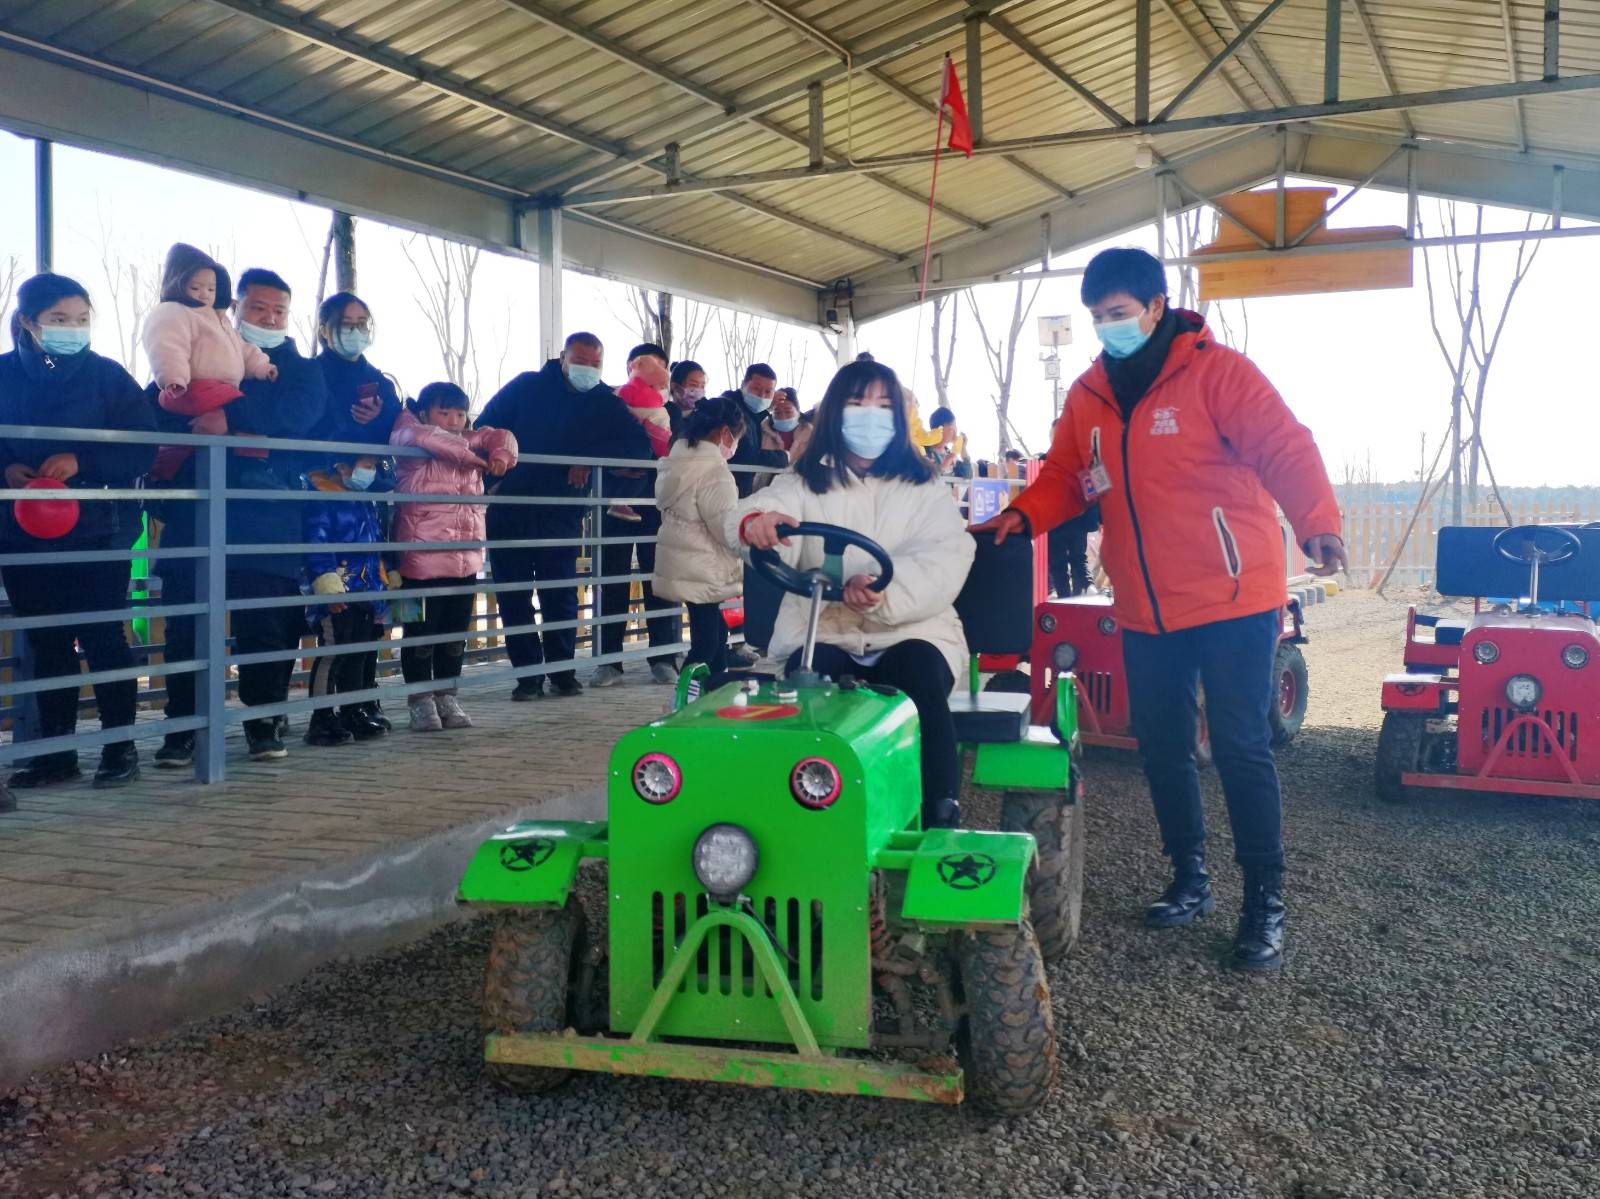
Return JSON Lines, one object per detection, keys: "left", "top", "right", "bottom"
{"left": 972, "top": 729, "right": 1074, "bottom": 790}
{"left": 898, "top": 828, "right": 1034, "bottom": 927}
{"left": 1056, "top": 668, "right": 1081, "bottom": 743}
{"left": 457, "top": 820, "right": 607, "bottom": 907}
{"left": 607, "top": 679, "right": 921, "bottom": 1049}
{"left": 485, "top": 1034, "right": 964, "bottom": 1104}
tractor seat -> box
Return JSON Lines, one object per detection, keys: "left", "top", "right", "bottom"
{"left": 949, "top": 531, "right": 1038, "bottom": 745}
{"left": 1434, "top": 620, "right": 1466, "bottom": 646}
{"left": 949, "top": 690, "right": 1030, "bottom": 743}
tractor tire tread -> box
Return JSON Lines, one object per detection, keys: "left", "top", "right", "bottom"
{"left": 1270, "top": 642, "right": 1310, "bottom": 746}
{"left": 1375, "top": 712, "right": 1425, "bottom": 805}
{"left": 481, "top": 901, "right": 584, "bottom": 1094}
{"left": 954, "top": 920, "right": 1059, "bottom": 1116}
{"left": 1000, "top": 779, "right": 1085, "bottom": 963}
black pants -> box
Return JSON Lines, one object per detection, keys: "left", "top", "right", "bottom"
{"left": 309, "top": 604, "right": 377, "bottom": 719}
{"left": 741, "top": 564, "right": 785, "bottom": 652}
{"left": 163, "top": 564, "right": 304, "bottom": 725}
{"left": 599, "top": 507, "right": 679, "bottom": 662}
{"left": 684, "top": 601, "right": 729, "bottom": 675}
{"left": 486, "top": 508, "right": 579, "bottom": 686}
{"left": 787, "top": 640, "right": 959, "bottom": 807}
{"left": 2, "top": 558, "right": 136, "bottom": 753}
{"left": 1048, "top": 525, "right": 1092, "bottom": 597}
{"left": 1123, "top": 608, "right": 1285, "bottom": 872}
{"left": 401, "top": 576, "right": 476, "bottom": 690}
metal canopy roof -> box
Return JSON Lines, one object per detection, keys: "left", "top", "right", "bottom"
{"left": 3, "top": 1, "right": 1600, "bottom": 328}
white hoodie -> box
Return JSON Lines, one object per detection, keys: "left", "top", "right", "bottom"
{"left": 725, "top": 466, "right": 976, "bottom": 680}
{"left": 653, "top": 438, "right": 744, "bottom": 604}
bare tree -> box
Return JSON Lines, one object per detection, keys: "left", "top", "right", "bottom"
{"left": 928, "top": 292, "right": 959, "bottom": 409}
{"left": 781, "top": 331, "right": 814, "bottom": 396}
{"left": 717, "top": 309, "right": 778, "bottom": 391}
{"left": 402, "top": 234, "right": 483, "bottom": 392}
{"left": 1420, "top": 200, "right": 1545, "bottom": 518}
{"left": 1172, "top": 207, "right": 1249, "bottom": 351}
{"left": 967, "top": 278, "right": 1042, "bottom": 454}
{"left": 84, "top": 207, "right": 157, "bottom": 374}
{"left": 331, "top": 211, "right": 357, "bottom": 293}
{"left": 613, "top": 287, "right": 714, "bottom": 364}
{"left": 0, "top": 254, "right": 23, "bottom": 349}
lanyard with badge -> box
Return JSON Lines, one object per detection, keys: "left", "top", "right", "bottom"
{"left": 1078, "top": 426, "right": 1113, "bottom": 501}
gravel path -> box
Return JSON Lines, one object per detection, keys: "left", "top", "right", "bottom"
{"left": 5, "top": 591, "right": 1600, "bottom": 1199}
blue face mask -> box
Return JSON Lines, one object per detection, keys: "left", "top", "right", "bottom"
{"left": 770, "top": 415, "right": 800, "bottom": 433}
{"left": 566, "top": 363, "right": 602, "bottom": 392}
{"left": 1094, "top": 313, "right": 1153, "bottom": 359}
{"left": 841, "top": 407, "right": 897, "bottom": 460}
{"left": 332, "top": 328, "right": 371, "bottom": 360}
{"left": 742, "top": 387, "right": 773, "bottom": 414}
{"left": 347, "top": 465, "right": 377, "bottom": 491}
{"left": 238, "top": 320, "right": 286, "bottom": 351}
{"left": 34, "top": 325, "right": 90, "bottom": 356}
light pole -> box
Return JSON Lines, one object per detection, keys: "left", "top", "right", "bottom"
{"left": 1037, "top": 314, "right": 1072, "bottom": 421}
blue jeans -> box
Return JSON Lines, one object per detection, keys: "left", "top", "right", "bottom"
{"left": 1123, "top": 608, "right": 1284, "bottom": 871}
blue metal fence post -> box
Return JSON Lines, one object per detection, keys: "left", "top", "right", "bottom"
{"left": 590, "top": 468, "right": 604, "bottom": 662}
{"left": 194, "top": 443, "right": 228, "bottom": 782}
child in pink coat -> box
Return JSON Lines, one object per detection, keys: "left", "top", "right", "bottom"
{"left": 607, "top": 344, "right": 672, "bottom": 522}
{"left": 144, "top": 244, "right": 277, "bottom": 479}
{"left": 390, "top": 382, "right": 517, "bottom": 732}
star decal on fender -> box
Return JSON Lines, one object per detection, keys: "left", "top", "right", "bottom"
{"left": 500, "top": 838, "right": 556, "bottom": 872}
{"left": 936, "top": 851, "right": 997, "bottom": 890}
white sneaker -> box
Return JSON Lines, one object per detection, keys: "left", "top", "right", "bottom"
{"left": 409, "top": 697, "right": 443, "bottom": 732}
{"left": 591, "top": 664, "right": 625, "bottom": 688}
{"left": 649, "top": 661, "right": 679, "bottom": 686}
{"left": 435, "top": 693, "right": 473, "bottom": 729}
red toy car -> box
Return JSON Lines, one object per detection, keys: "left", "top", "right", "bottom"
{"left": 1376, "top": 524, "right": 1600, "bottom": 802}
{"left": 1013, "top": 594, "right": 1311, "bottom": 756}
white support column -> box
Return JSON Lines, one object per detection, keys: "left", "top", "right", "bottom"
{"left": 835, "top": 310, "right": 857, "bottom": 365}
{"left": 536, "top": 206, "right": 564, "bottom": 363}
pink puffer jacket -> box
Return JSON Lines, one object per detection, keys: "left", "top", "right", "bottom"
{"left": 390, "top": 409, "right": 518, "bottom": 580}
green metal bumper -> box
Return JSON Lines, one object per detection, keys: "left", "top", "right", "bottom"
{"left": 485, "top": 1034, "right": 963, "bottom": 1104}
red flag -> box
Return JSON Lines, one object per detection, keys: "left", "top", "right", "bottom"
{"left": 941, "top": 55, "right": 973, "bottom": 158}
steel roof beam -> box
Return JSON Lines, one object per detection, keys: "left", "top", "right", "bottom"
{"left": 1348, "top": 0, "right": 1416, "bottom": 137}
{"left": 559, "top": 68, "right": 1600, "bottom": 206}
{"left": 1214, "top": 0, "right": 1298, "bottom": 107}
{"left": 1499, "top": 0, "right": 1530, "bottom": 152}
{"left": 1157, "top": 0, "right": 1290, "bottom": 122}
{"left": 1154, "top": 0, "right": 1257, "bottom": 110}
{"left": 986, "top": 13, "right": 1131, "bottom": 127}
{"left": 538, "top": 0, "right": 1037, "bottom": 194}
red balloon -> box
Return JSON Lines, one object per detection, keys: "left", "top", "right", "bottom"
{"left": 14, "top": 477, "right": 80, "bottom": 540}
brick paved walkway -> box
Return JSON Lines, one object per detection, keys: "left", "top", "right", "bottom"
{"left": 0, "top": 666, "right": 669, "bottom": 958}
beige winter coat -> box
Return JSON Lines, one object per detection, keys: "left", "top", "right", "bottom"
{"left": 654, "top": 438, "right": 744, "bottom": 604}
{"left": 725, "top": 466, "right": 976, "bottom": 679}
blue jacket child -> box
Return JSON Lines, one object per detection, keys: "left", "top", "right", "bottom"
{"left": 300, "top": 453, "right": 399, "bottom": 744}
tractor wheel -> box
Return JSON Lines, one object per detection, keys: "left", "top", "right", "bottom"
{"left": 1000, "top": 773, "right": 1085, "bottom": 963}
{"left": 482, "top": 900, "right": 586, "bottom": 1094}
{"left": 953, "top": 921, "right": 1058, "bottom": 1115}
{"left": 1375, "top": 712, "right": 1425, "bottom": 805}
{"left": 1269, "top": 643, "right": 1310, "bottom": 746}
{"left": 984, "top": 669, "right": 1031, "bottom": 694}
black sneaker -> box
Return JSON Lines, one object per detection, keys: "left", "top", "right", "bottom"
{"left": 8, "top": 752, "right": 81, "bottom": 789}
{"left": 246, "top": 730, "right": 289, "bottom": 761}
{"left": 303, "top": 713, "right": 353, "bottom": 748}
{"left": 93, "top": 744, "right": 141, "bottom": 789}
{"left": 340, "top": 711, "right": 389, "bottom": 741}
{"left": 511, "top": 679, "right": 545, "bottom": 702}
{"left": 154, "top": 732, "right": 195, "bottom": 769}
{"left": 549, "top": 676, "right": 583, "bottom": 699}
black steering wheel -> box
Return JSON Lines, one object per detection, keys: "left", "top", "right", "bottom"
{"left": 1494, "top": 524, "right": 1581, "bottom": 566}
{"left": 748, "top": 521, "right": 894, "bottom": 602}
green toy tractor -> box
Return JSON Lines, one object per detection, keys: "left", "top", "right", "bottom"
{"left": 458, "top": 524, "right": 1082, "bottom": 1113}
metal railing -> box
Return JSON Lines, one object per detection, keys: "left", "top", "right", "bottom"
{"left": 0, "top": 423, "right": 783, "bottom": 783}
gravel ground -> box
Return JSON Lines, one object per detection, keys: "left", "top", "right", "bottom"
{"left": 5, "top": 590, "right": 1600, "bottom": 1199}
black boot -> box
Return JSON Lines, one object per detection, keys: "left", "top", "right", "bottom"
{"left": 93, "top": 742, "right": 141, "bottom": 789}
{"left": 304, "top": 708, "right": 354, "bottom": 747}
{"left": 340, "top": 706, "right": 388, "bottom": 741}
{"left": 1144, "top": 852, "right": 1216, "bottom": 928}
{"left": 1232, "top": 869, "right": 1285, "bottom": 972}
{"left": 8, "top": 750, "right": 81, "bottom": 789}
{"left": 922, "top": 796, "right": 961, "bottom": 829}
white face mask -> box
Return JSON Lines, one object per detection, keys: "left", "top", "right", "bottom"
{"left": 718, "top": 435, "right": 737, "bottom": 460}
{"left": 347, "top": 465, "right": 377, "bottom": 491}
{"left": 840, "top": 407, "right": 897, "bottom": 460}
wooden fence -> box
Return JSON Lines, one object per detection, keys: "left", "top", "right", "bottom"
{"left": 1341, "top": 498, "right": 1600, "bottom": 589}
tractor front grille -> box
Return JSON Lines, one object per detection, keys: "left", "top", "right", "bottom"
{"left": 1480, "top": 707, "right": 1580, "bottom": 761}
{"left": 651, "top": 892, "right": 824, "bottom": 1001}
{"left": 1079, "top": 671, "right": 1116, "bottom": 716}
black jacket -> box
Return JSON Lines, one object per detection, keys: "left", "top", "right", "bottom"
{"left": 311, "top": 351, "right": 402, "bottom": 453}
{"left": 720, "top": 391, "right": 789, "bottom": 497}
{"left": 0, "top": 340, "right": 156, "bottom": 549}
{"left": 478, "top": 359, "right": 653, "bottom": 534}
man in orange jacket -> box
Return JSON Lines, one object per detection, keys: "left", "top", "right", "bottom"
{"left": 978, "top": 248, "right": 1345, "bottom": 973}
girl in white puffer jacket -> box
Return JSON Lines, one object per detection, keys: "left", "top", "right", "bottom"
{"left": 652, "top": 396, "right": 748, "bottom": 674}
{"left": 728, "top": 360, "right": 975, "bottom": 829}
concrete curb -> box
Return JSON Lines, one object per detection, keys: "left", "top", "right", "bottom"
{"left": 0, "top": 786, "right": 606, "bottom": 1087}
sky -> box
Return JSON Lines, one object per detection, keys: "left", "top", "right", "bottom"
{"left": 2, "top": 129, "right": 1597, "bottom": 489}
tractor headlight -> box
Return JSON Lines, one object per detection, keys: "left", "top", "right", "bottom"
{"left": 791, "top": 757, "right": 842, "bottom": 809}
{"left": 1039, "top": 612, "right": 1057, "bottom": 634}
{"left": 1505, "top": 674, "right": 1542, "bottom": 711}
{"left": 633, "top": 753, "right": 682, "bottom": 804}
{"left": 692, "top": 823, "right": 759, "bottom": 900}
{"left": 1052, "top": 642, "right": 1079, "bottom": 672}
{"left": 1473, "top": 640, "right": 1500, "bottom": 665}
{"left": 1097, "top": 616, "right": 1117, "bottom": 636}
{"left": 1563, "top": 644, "right": 1589, "bottom": 670}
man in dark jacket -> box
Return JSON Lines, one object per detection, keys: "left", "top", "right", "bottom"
{"left": 477, "top": 332, "right": 652, "bottom": 699}
{"left": 723, "top": 362, "right": 790, "bottom": 499}
{"left": 155, "top": 269, "right": 327, "bottom": 767}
